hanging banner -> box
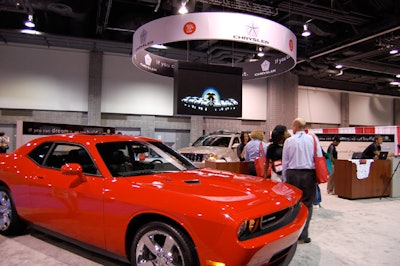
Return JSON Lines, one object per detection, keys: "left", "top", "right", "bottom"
{"left": 132, "top": 12, "right": 297, "bottom": 80}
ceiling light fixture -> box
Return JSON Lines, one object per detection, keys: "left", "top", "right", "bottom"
{"left": 389, "top": 49, "right": 399, "bottom": 55}
{"left": 24, "top": 14, "right": 35, "bottom": 28}
{"left": 257, "top": 47, "right": 265, "bottom": 57}
{"left": 151, "top": 44, "right": 167, "bottom": 49}
{"left": 335, "top": 64, "right": 344, "bottom": 69}
{"left": 178, "top": 0, "right": 189, "bottom": 14}
{"left": 301, "top": 24, "right": 311, "bottom": 37}
{"left": 396, "top": 74, "right": 400, "bottom": 78}
{"left": 20, "top": 29, "right": 42, "bottom": 35}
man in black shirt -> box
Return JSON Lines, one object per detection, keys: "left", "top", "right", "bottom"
{"left": 361, "top": 135, "right": 383, "bottom": 159}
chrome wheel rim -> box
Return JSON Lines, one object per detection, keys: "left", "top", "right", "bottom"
{"left": 136, "top": 230, "right": 185, "bottom": 266}
{"left": 0, "top": 191, "right": 12, "bottom": 231}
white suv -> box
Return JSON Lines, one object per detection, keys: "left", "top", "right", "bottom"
{"left": 178, "top": 131, "right": 241, "bottom": 167}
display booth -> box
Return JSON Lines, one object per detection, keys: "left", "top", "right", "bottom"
{"left": 334, "top": 159, "right": 392, "bottom": 199}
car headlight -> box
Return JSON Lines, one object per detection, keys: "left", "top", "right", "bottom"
{"left": 204, "top": 153, "right": 217, "bottom": 161}
{"left": 209, "top": 153, "right": 217, "bottom": 161}
{"left": 237, "top": 201, "right": 302, "bottom": 241}
{"left": 238, "top": 218, "right": 261, "bottom": 238}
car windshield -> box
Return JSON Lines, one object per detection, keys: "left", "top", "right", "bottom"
{"left": 192, "top": 136, "right": 231, "bottom": 147}
{"left": 96, "top": 141, "right": 197, "bottom": 177}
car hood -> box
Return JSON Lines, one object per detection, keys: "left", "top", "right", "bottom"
{"left": 178, "top": 146, "right": 228, "bottom": 154}
{"left": 123, "top": 168, "right": 300, "bottom": 211}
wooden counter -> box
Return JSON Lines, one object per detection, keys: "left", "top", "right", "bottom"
{"left": 334, "top": 159, "right": 391, "bottom": 199}
{"left": 204, "top": 161, "right": 249, "bottom": 175}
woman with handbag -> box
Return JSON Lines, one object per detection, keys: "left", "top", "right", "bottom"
{"left": 244, "top": 129, "right": 268, "bottom": 176}
{"left": 265, "top": 125, "right": 290, "bottom": 181}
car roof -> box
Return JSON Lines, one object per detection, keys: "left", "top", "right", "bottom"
{"left": 41, "top": 133, "right": 160, "bottom": 143}
{"left": 206, "top": 133, "right": 240, "bottom": 137}
{"left": 208, "top": 130, "right": 240, "bottom": 135}
{"left": 21, "top": 133, "right": 161, "bottom": 150}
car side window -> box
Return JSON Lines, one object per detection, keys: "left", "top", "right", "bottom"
{"left": 44, "top": 144, "right": 99, "bottom": 175}
{"left": 28, "top": 142, "right": 53, "bottom": 165}
{"left": 214, "top": 137, "right": 230, "bottom": 147}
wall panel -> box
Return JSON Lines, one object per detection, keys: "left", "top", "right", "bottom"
{"left": 0, "top": 44, "right": 89, "bottom": 111}
{"left": 298, "top": 87, "right": 341, "bottom": 124}
{"left": 349, "top": 94, "right": 393, "bottom": 126}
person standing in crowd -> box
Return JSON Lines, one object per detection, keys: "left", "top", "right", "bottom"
{"left": 361, "top": 135, "right": 383, "bottom": 159}
{"left": 0, "top": 131, "right": 10, "bottom": 153}
{"left": 265, "top": 125, "right": 290, "bottom": 182}
{"left": 327, "top": 136, "right": 341, "bottom": 194}
{"left": 237, "top": 131, "right": 250, "bottom": 161}
{"left": 244, "top": 129, "right": 267, "bottom": 176}
{"left": 282, "top": 118, "right": 323, "bottom": 244}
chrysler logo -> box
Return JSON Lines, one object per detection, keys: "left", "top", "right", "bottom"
{"left": 234, "top": 22, "right": 269, "bottom": 45}
{"left": 247, "top": 22, "right": 259, "bottom": 37}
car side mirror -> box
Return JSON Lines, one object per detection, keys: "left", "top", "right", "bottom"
{"left": 61, "top": 163, "right": 87, "bottom": 182}
{"left": 232, "top": 143, "right": 240, "bottom": 149}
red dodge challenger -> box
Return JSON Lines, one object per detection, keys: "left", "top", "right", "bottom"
{"left": 0, "top": 133, "right": 307, "bottom": 266}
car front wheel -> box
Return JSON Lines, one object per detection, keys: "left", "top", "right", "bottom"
{"left": 0, "top": 186, "right": 25, "bottom": 236}
{"left": 131, "top": 221, "right": 199, "bottom": 266}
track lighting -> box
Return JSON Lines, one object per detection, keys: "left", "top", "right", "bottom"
{"left": 178, "top": 0, "right": 189, "bottom": 14}
{"left": 390, "top": 81, "right": 400, "bottom": 87}
{"left": 257, "top": 47, "right": 265, "bottom": 57}
{"left": 301, "top": 24, "right": 311, "bottom": 37}
{"left": 24, "top": 14, "right": 35, "bottom": 28}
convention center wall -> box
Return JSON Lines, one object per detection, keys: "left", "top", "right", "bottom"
{"left": 0, "top": 44, "right": 267, "bottom": 120}
{"left": 0, "top": 44, "right": 398, "bottom": 151}
{"left": 298, "top": 87, "right": 394, "bottom": 126}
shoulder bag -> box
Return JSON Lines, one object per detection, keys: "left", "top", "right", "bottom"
{"left": 312, "top": 135, "right": 329, "bottom": 184}
{"left": 254, "top": 141, "right": 266, "bottom": 177}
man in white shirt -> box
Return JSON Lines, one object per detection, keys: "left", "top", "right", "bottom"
{"left": 282, "top": 118, "right": 322, "bottom": 244}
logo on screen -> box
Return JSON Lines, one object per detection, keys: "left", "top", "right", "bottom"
{"left": 181, "top": 88, "right": 239, "bottom": 112}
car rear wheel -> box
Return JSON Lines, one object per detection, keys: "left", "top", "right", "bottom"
{"left": 0, "top": 186, "right": 25, "bottom": 236}
{"left": 130, "top": 221, "right": 199, "bottom": 266}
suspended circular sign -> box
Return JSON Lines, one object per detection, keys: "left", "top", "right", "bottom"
{"left": 132, "top": 12, "right": 297, "bottom": 80}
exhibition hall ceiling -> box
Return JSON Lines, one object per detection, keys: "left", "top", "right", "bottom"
{"left": 0, "top": 0, "right": 399, "bottom": 96}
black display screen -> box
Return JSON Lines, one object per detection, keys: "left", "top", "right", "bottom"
{"left": 174, "top": 61, "right": 242, "bottom": 117}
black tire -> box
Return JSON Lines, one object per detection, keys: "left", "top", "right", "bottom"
{"left": 0, "top": 186, "right": 25, "bottom": 236}
{"left": 130, "top": 221, "right": 199, "bottom": 266}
